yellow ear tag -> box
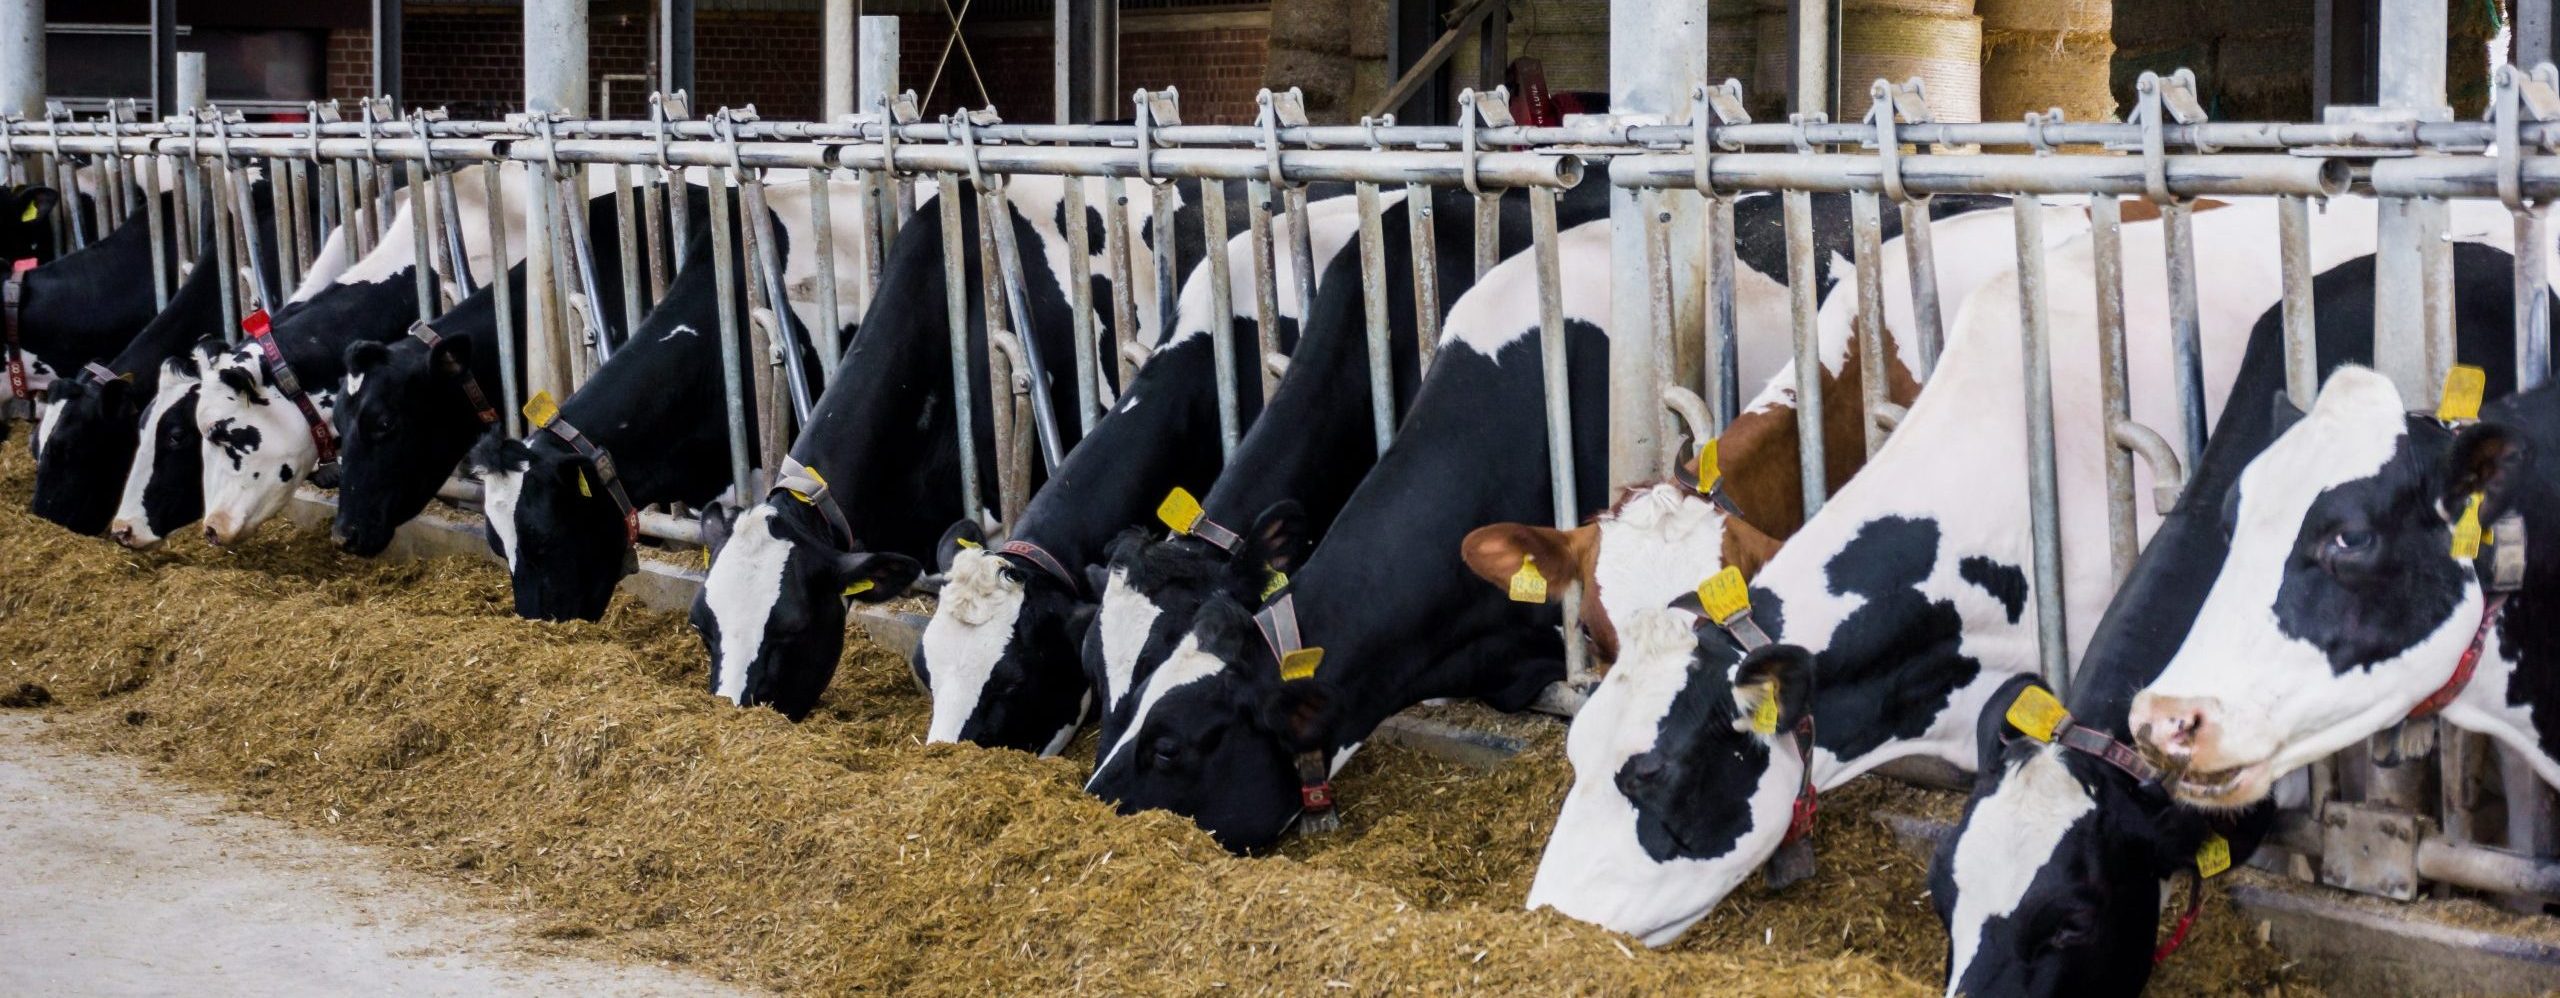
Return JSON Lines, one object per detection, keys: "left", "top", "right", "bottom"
{"left": 2438, "top": 364, "right": 2487, "bottom": 423}
{"left": 1508, "top": 556, "right": 1548, "bottom": 603}
{"left": 2004, "top": 684, "right": 2070, "bottom": 743}
{"left": 18, "top": 201, "right": 35, "bottom": 223}
{"left": 2196, "top": 833, "right": 2232, "bottom": 878}
{"left": 1698, "top": 566, "right": 1751, "bottom": 623}
{"left": 2452, "top": 493, "right": 2484, "bottom": 560}
{"left": 1279, "top": 647, "right": 1323, "bottom": 682}
{"left": 1260, "top": 570, "right": 1289, "bottom": 602}
{"left": 1750, "top": 693, "right": 1780, "bottom": 735}
{"left": 955, "top": 537, "right": 981, "bottom": 551}
{"left": 521, "top": 390, "right": 560, "bottom": 429}
{"left": 843, "top": 578, "right": 875, "bottom": 598}
{"left": 1157, "top": 486, "right": 1204, "bottom": 534}
{"left": 576, "top": 469, "right": 593, "bottom": 498}
{"left": 1696, "top": 439, "right": 1723, "bottom": 495}
{"left": 698, "top": 546, "right": 711, "bottom": 569}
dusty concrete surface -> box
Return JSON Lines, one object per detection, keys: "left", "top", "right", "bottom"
{"left": 0, "top": 715, "right": 744, "bottom": 998}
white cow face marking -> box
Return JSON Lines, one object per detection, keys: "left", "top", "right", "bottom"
{"left": 197, "top": 352, "right": 330, "bottom": 546}
{"left": 1941, "top": 746, "right": 2097, "bottom": 990}
{"left": 1525, "top": 609, "right": 1809, "bottom": 946}
{"left": 2137, "top": 367, "right": 2489, "bottom": 807}
{"left": 701, "top": 505, "right": 795, "bottom": 706}
{"left": 110, "top": 357, "right": 208, "bottom": 549}
{"left": 1590, "top": 485, "right": 1734, "bottom": 658}
{"left": 916, "top": 548, "right": 1091, "bottom": 754}
{"left": 1095, "top": 565, "right": 1163, "bottom": 711}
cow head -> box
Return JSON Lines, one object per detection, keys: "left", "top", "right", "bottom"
{"left": 1083, "top": 591, "right": 1340, "bottom": 854}
{"left": 196, "top": 350, "right": 334, "bottom": 546}
{"left": 2135, "top": 366, "right": 2522, "bottom": 807}
{"left": 332, "top": 335, "right": 483, "bottom": 556}
{"left": 30, "top": 367, "right": 142, "bottom": 534}
{"left": 471, "top": 431, "right": 636, "bottom": 622}
{"left": 0, "top": 185, "right": 60, "bottom": 263}
{"left": 1523, "top": 606, "right": 1813, "bottom": 946}
{"left": 1931, "top": 679, "right": 2212, "bottom": 997}
{"left": 109, "top": 345, "right": 213, "bottom": 549}
{"left": 917, "top": 521, "right": 1100, "bottom": 755}
{"left": 690, "top": 499, "right": 921, "bottom": 720}
{"left": 1462, "top": 482, "right": 1777, "bottom": 666}
{"left": 1084, "top": 503, "right": 1314, "bottom": 742}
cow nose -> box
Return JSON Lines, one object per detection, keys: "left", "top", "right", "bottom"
{"left": 1615, "top": 751, "right": 1670, "bottom": 798}
{"left": 108, "top": 522, "right": 134, "bottom": 545}
{"left": 2129, "top": 691, "right": 2217, "bottom": 762}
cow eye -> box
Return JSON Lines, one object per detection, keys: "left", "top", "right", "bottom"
{"left": 1148, "top": 736, "right": 1181, "bottom": 768}
{"left": 2329, "top": 528, "right": 2376, "bottom": 553}
{"left": 999, "top": 566, "right": 1029, "bottom": 587}
{"left": 2040, "top": 909, "right": 2098, "bottom": 952}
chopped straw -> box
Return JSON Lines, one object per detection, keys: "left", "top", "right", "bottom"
{"left": 0, "top": 446, "right": 2304, "bottom": 994}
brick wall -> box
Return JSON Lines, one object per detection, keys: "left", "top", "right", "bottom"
{"left": 1123, "top": 27, "right": 1269, "bottom": 123}
{"left": 326, "top": 27, "right": 371, "bottom": 104}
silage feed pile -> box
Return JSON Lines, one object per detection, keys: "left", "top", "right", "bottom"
{"left": 0, "top": 448, "right": 2307, "bottom": 995}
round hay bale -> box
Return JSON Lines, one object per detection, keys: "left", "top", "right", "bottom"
{"left": 1982, "top": 30, "right": 2117, "bottom": 124}
{"left": 1845, "top": 0, "right": 1977, "bottom": 17}
{"left": 1978, "top": 0, "right": 2107, "bottom": 33}
{"left": 1840, "top": 10, "right": 1983, "bottom": 122}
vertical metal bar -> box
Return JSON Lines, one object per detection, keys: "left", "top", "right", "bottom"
{"left": 2517, "top": 205, "right": 2551, "bottom": 392}
{"left": 333, "top": 160, "right": 362, "bottom": 260}
{"left": 734, "top": 171, "right": 788, "bottom": 447}
{"left": 659, "top": 0, "right": 695, "bottom": 95}
{"left": 372, "top": 0, "right": 403, "bottom": 103}
{"left": 208, "top": 148, "right": 242, "bottom": 341}
{"left": 850, "top": 169, "right": 879, "bottom": 310}
{"left": 560, "top": 169, "right": 618, "bottom": 369}
{"left": 1101, "top": 176, "right": 1142, "bottom": 386}
{"left": 275, "top": 158, "right": 302, "bottom": 292}
{"left": 976, "top": 186, "right": 1023, "bottom": 515}
{"left": 1282, "top": 184, "right": 1320, "bottom": 361}
{"left": 1406, "top": 182, "right": 1441, "bottom": 371}
{"left": 1356, "top": 182, "right": 1395, "bottom": 453}
{"left": 2013, "top": 195, "right": 2070, "bottom": 698}
{"left": 2374, "top": 0, "right": 2450, "bottom": 410}
{"left": 641, "top": 165, "right": 670, "bottom": 305}
{"left": 481, "top": 163, "right": 522, "bottom": 437}
{"left": 1063, "top": 178, "right": 1102, "bottom": 429}
{"left": 810, "top": 166, "right": 845, "bottom": 377}
{"left": 1849, "top": 190, "right": 1889, "bottom": 457}
{"left": 1705, "top": 194, "right": 1739, "bottom": 428}
{"left": 1782, "top": 190, "right": 1826, "bottom": 516}
{"left": 614, "top": 163, "right": 644, "bottom": 335}
{"left": 939, "top": 177, "right": 985, "bottom": 528}
{"left": 142, "top": 155, "right": 171, "bottom": 310}
{"left": 825, "top": 0, "right": 859, "bottom": 120}
{"left": 1473, "top": 190, "right": 1501, "bottom": 279}
{"left": 2092, "top": 195, "right": 2138, "bottom": 583}
{"left": 1898, "top": 200, "right": 1945, "bottom": 378}
{"left": 2279, "top": 194, "right": 2322, "bottom": 405}
{"left": 1150, "top": 182, "right": 1180, "bottom": 348}
{"left": 1244, "top": 179, "right": 1283, "bottom": 400}
{"left": 1202, "top": 179, "right": 1240, "bottom": 456}
{"left": 1644, "top": 188, "right": 1679, "bottom": 470}
{"left": 408, "top": 160, "right": 437, "bottom": 318}
{"left": 147, "top": 0, "right": 176, "bottom": 121}
{"left": 1530, "top": 185, "right": 1586, "bottom": 684}
{"left": 434, "top": 168, "right": 473, "bottom": 298}
{"left": 2162, "top": 201, "right": 2209, "bottom": 464}
{"left": 708, "top": 168, "right": 755, "bottom": 504}
{"left": 984, "top": 182, "right": 1067, "bottom": 469}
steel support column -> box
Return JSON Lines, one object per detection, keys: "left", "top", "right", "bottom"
{"left": 528, "top": 0, "right": 591, "bottom": 407}
{"left": 825, "top": 0, "right": 858, "bottom": 120}
{"left": 372, "top": 0, "right": 403, "bottom": 104}
{"left": 1606, "top": 0, "right": 1708, "bottom": 488}
{"left": 0, "top": 0, "right": 41, "bottom": 121}
{"left": 2373, "top": 0, "right": 2449, "bottom": 409}
{"left": 1055, "top": 0, "right": 1117, "bottom": 124}
{"left": 148, "top": 0, "right": 176, "bottom": 119}
{"left": 659, "top": 0, "right": 695, "bottom": 97}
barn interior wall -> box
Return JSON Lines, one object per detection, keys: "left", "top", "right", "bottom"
{"left": 2111, "top": 0, "right": 2496, "bottom": 121}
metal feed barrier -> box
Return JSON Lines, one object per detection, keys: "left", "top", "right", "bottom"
{"left": 11, "top": 65, "right": 2560, "bottom": 912}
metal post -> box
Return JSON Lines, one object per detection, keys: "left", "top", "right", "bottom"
{"left": 1899, "top": 202, "right": 1945, "bottom": 377}
{"left": 2014, "top": 195, "right": 2070, "bottom": 698}
{"left": 860, "top": 16, "right": 900, "bottom": 115}
{"left": 148, "top": 0, "right": 175, "bottom": 121}
{"left": 940, "top": 177, "right": 984, "bottom": 528}
{"left": 1783, "top": 190, "right": 1825, "bottom": 515}
{"left": 0, "top": 0, "right": 41, "bottom": 121}
{"left": 1849, "top": 191, "right": 1889, "bottom": 456}
{"left": 1356, "top": 182, "right": 1394, "bottom": 452}
{"left": 2374, "top": 0, "right": 2451, "bottom": 409}
{"left": 659, "top": 0, "right": 695, "bottom": 97}
{"left": 1055, "top": 0, "right": 1118, "bottom": 124}
{"left": 708, "top": 169, "right": 754, "bottom": 503}
{"left": 1789, "top": 0, "right": 1829, "bottom": 119}
{"left": 1529, "top": 185, "right": 1587, "bottom": 685}
{"left": 809, "top": 167, "right": 845, "bottom": 377}
{"left": 613, "top": 164, "right": 643, "bottom": 331}
{"left": 2280, "top": 194, "right": 2322, "bottom": 405}
{"left": 1202, "top": 179, "right": 1240, "bottom": 456}
{"left": 1245, "top": 179, "right": 1283, "bottom": 400}
{"left": 824, "top": 0, "right": 858, "bottom": 122}
{"left": 2093, "top": 195, "right": 2138, "bottom": 582}
{"left": 1406, "top": 182, "right": 1441, "bottom": 370}
{"left": 142, "top": 152, "right": 170, "bottom": 308}
{"left": 1063, "top": 178, "right": 1102, "bottom": 429}
{"left": 1607, "top": 0, "right": 1707, "bottom": 489}
{"left": 1704, "top": 194, "right": 1739, "bottom": 426}
{"left": 1102, "top": 176, "right": 1142, "bottom": 386}
{"left": 372, "top": 0, "right": 403, "bottom": 105}
{"left": 482, "top": 164, "right": 523, "bottom": 437}
{"left": 527, "top": 0, "right": 590, "bottom": 404}
{"left": 2163, "top": 202, "right": 2209, "bottom": 464}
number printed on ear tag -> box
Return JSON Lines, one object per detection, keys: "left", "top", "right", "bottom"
{"left": 1696, "top": 439, "right": 1723, "bottom": 495}
{"left": 1751, "top": 694, "right": 1780, "bottom": 735}
{"left": 2439, "top": 364, "right": 2487, "bottom": 423}
{"left": 1508, "top": 556, "right": 1547, "bottom": 603}
{"left": 2196, "top": 834, "right": 2232, "bottom": 878}
{"left": 1157, "top": 486, "right": 1204, "bottom": 534}
{"left": 1698, "top": 567, "right": 1751, "bottom": 623}
{"left": 2453, "top": 493, "right": 2484, "bottom": 560}
{"left": 2005, "top": 684, "right": 2069, "bottom": 743}
{"left": 521, "top": 390, "right": 560, "bottom": 429}
{"left": 1279, "top": 647, "right": 1323, "bottom": 682}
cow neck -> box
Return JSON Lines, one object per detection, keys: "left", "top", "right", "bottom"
{"left": 12, "top": 193, "right": 164, "bottom": 360}
{"left": 1014, "top": 334, "right": 1234, "bottom": 595}
{"left": 246, "top": 313, "right": 342, "bottom": 464}
{"left": 3, "top": 256, "right": 32, "bottom": 417}
{"left": 536, "top": 413, "right": 640, "bottom": 546}
{"left": 405, "top": 321, "right": 499, "bottom": 427}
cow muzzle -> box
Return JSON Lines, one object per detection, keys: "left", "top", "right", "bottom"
{"left": 108, "top": 519, "right": 157, "bottom": 550}
{"left": 2129, "top": 691, "right": 2264, "bottom": 807}
{"left": 202, "top": 512, "right": 244, "bottom": 548}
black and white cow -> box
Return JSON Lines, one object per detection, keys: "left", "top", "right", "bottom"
{"left": 1520, "top": 197, "right": 2528, "bottom": 947}
{"left": 194, "top": 166, "right": 549, "bottom": 546}
{"left": 1930, "top": 245, "right": 2529, "bottom": 997}
{"left": 484, "top": 176, "right": 869, "bottom": 622}
{"left": 2132, "top": 306, "right": 2560, "bottom": 813}
{"left": 7, "top": 190, "right": 182, "bottom": 431}
{"left": 687, "top": 176, "right": 1207, "bottom": 716}
{"left": 1080, "top": 217, "right": 1622, "bottom": 853}
{"left": 0, "top": 184, "right": 64, "bottom": 264}
{"left": 914, "top": 192, "right": 1365, "bottom": 754}
{"left": 32, "top": 179, "right": 280, "bottom": 535}
{"left": 105, "top": 223, "right": 359, "bottom": 549}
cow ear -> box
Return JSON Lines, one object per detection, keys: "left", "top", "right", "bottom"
{"left": 1085, "top": 562, "right": 1113, "bottom": 597}
{"left": 937, "top": 518, "right": 984, "bottom": 572}
{"left": 2446, "top": 422, "right": 2529, "bottom": 523}
{"left": 1459, "top": 521, "right": 1587, "bottom": 604}
{"left": 1190, "top": 593, "right": 1257, "bottom": 663}
{"left": 833, "top": 551, "right": 923, "bottom": 603}
{"left": 1974, "top": 675, "right": 2046, "bottom": 788}
{"left": 697, "top": 502, "right": 739, "bottom": 560}
{"left": 1732, "top": 643, "right": 1814, "bottom": 736}
{"left": 215, "top": 364, "right": 265, "bottom": 401}
{"left": 344, "top": 341, "right": 390, "bottom": 376}
{"left": 467, "top": 430, "right": 532, "bottom": 474}
{"left": 1247, "top": 501, "right": 1311, "bottom": 574}
{"left": 16, "top": 186, "right": 56, "bottom": 224}
{"left": 1256, "top": 677, "right": 1342, "bottom": 754}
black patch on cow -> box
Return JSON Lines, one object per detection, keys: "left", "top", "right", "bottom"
{"left": 279, "top": 463, "right": 294, "bottom": 482}
{"left": 140, "top": 386, "right": 205, "bottom": 536}
{"left": 2267, "top": 429, "right": 2471, "bottom": 674}
{"left": 205, "top": 418, "right": 260, "bottom": 471}
{"left": 1617, "top": 636, "right": 1775, "bottom": 862}
{"left": 1960, "top": 556, "right": 2029, "bottom": 624}
{"left": 1812, "top": 516, "right": 1982, "bottom": 760}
